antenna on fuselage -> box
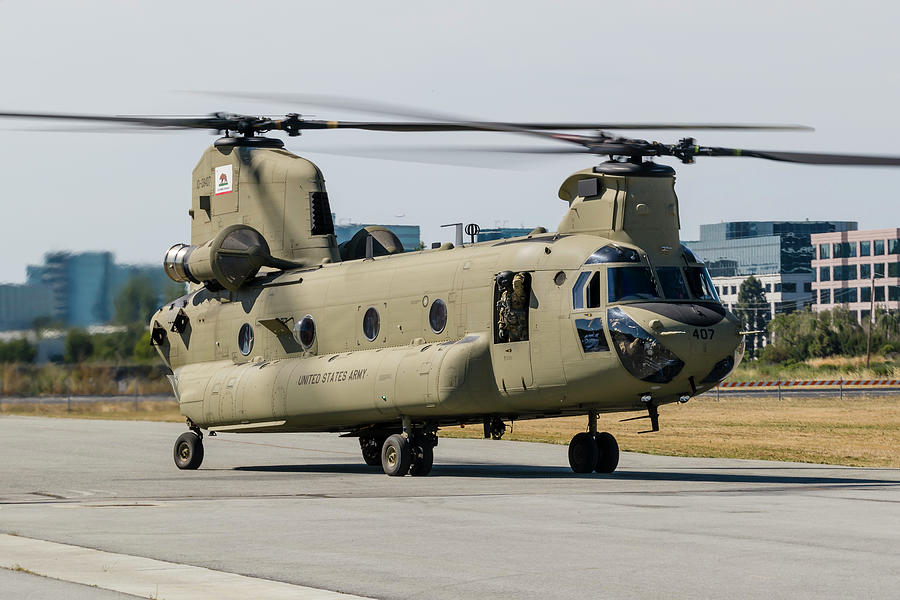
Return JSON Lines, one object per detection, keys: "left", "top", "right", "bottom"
{"left": 441, "top": 223, "right": 464, "bottom": 247}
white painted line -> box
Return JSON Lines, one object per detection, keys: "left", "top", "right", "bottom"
{"left": 0, "top": 534, "right": 372, "bottom": 600}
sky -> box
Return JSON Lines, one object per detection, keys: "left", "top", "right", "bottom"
{"left": 1, "top": 0, "right": 899, "bottom": 283}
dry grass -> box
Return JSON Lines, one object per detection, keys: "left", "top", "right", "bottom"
{"left": 0, "top": 399, "right": 182, "bottom": 422}
{"left": 729, "top": 356, "right": 900, "bottom": 382}
{"left": 443, "top": 395, "right": 900, "bottom": 468}
{"left": 3, "top": 395, "right": 899, "bottom": 467}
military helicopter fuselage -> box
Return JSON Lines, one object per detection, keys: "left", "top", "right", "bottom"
{"left": 3, "top": 105, "right": 897, "bottom": 476}
{"left": 151, "top": 139, "right": 744, "bottom": 475}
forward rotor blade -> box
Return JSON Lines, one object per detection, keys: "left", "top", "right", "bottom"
{"left": 694, "top": 146, "right": 900, "bottom": 166}
{"left": 209, "top": 92, "right": 812, "bottom": 132}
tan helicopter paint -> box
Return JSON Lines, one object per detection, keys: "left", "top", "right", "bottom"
{"left": 155, "top": 145, "right": 742, "bottom": 435}
{"left": 191, "top": 145, "right": 339, "bottom": 266}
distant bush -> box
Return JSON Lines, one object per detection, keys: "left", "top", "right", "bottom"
{"left": 0, "top": 338, "right": 36, "bottom": 363}
{"left": 132, "top": 330, "right": 158, "bottom": 362}
{"left": 871, "top": 362, "right": 893, "bottom": 376}
{"left": 1, "top": 363, "right": 172, "bottom": 396}
{"left": 64, "top": 330, "right": 94, "bottom": 363}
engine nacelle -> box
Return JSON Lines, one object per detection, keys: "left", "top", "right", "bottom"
{"left": 164, "top": 224, "right": 271, "bottom": 291}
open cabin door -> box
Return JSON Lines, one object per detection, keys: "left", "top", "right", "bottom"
{"left": 490, "top": 271, "right": 534, "bottom": 394}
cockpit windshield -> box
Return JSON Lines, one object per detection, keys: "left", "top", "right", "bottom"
{"left": 607, "top": 266, "right": 661, "bottom": 303}
{"left": 684, "top": 266, "right": 720, "bottom": 301}
{"left": 656, "top": 267, "right": 691, "bottom": 300}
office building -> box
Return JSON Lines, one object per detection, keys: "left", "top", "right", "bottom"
{"left": 0, "top": 283, "right": 55, "bottom": 331}
{"left": 811, "top": 228, "right": 900, "bottom": 322}
{"left": 476, "top": 227, "right": 538, "bottom": 242}
{"left": 686, "top": 221, "right": 857, "bottom": 316}
{"left": 332, "top": 218, "right": 421, "bottom": 252}
{"left": 23, "top": 252, "right": 175, "bottom": 329}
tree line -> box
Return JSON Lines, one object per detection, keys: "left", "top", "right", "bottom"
{"left": 0, "top": 276, "right": 181, "bottom": 364}
{"left": 735, "top": 275, "right": 900, "bottom": 363}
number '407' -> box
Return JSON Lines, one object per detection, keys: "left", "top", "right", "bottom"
{"left": 692, "top": 328, "right": 714, "bottom": 340}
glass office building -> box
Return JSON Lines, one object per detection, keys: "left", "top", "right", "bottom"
{"left": 687, "top": 221, "right": 857, "bottom": 277}
{"left": 24, "top": 252, "right": 177, "bottom": 329}
{"left": 332, "top": 216, "right": 421, "bottom": 252}
{"left": 476, "top": 227, "right": 537, "bottom": 242}
{"left": 0, "top": 283, "right": 55, "bottom": 331}
{"left": 684, "top": 221, "right": 858, "bottom": 318}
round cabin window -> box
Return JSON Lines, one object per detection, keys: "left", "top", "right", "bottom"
{"left": 554, "top": 271, "right": 567, "bottom": 286}
{"left": 238, "top": 323, "right": 254, "bottom": 356}
{"left": 429, "top": 299, "right": 447, "bottom": 333}
{"left": 363, "top": 307, "right": 380, "bottom": 341}
{"left": 293, "top": 315, "right": 316, "bottom": 350}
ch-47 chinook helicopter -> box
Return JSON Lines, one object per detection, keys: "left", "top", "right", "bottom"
{"left": 4, "top": 100, "right": 900, "bottom": 477}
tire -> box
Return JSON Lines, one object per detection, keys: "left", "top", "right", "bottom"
{"left": 381, "top": 434, "right": 412, "bottom": 476}
{"left": 568, "top": 432, "right": 599, "bottom": 474}
{"left": 409, "top": 444, "right": 434, "bottom": 476}
{"left": 361, "top": 437, "right": 383, "bottom": 467}
{"left": 174, "top": 431, "right": 204, "bottom": 470}
{"left": 595, "top": 431, "right": 619, "bottom": 473}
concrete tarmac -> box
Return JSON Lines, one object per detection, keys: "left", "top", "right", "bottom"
{"left": 0, "top": 416, "right": 897, "bottom": 599}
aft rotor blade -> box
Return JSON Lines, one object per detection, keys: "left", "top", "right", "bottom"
{"left": 210, "top": 92, "right": 811, "bottom": 132}
{"left": 0, "top": 111, "right": 228, "bottom": 130}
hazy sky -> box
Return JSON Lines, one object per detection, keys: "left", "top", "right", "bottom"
{"left": 1, "top": 0, "right": 899, "bottom": 283}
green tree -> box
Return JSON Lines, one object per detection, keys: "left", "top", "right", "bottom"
{"left": 132, "top": 329, "right": 159, "bottom": 361}
{"left": 113, "top": 276, "right": 159, "bottom": 325}
{"left": 90, "top": 325, "right": 145, "bottom": 362}
{"left": 64, "top": 329, "right": 94, "bottom": 363}
{"left": 0, "top": 338, "right": 37, "bottom": 363}
{"left": 736, "top": 276, "right": 770, "bottom": 359}
{"left": 163, "top": 281, "right": 188, "bottom": 302}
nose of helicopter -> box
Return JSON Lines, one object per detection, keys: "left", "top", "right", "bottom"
{"left": 607, "top": 302, "right": 744, "bottom": 391}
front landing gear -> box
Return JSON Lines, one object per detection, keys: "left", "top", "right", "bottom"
{"left": 567, "top": 412, "right": 619, "bottom": 474}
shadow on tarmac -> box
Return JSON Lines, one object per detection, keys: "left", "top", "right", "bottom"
{"left": 234, "top": 463, "right": 899, "bottom": 486}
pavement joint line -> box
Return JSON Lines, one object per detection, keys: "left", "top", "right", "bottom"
{"left": 0, "top": 533, "right": 374, "bottom": 600}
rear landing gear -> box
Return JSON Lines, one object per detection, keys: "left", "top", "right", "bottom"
{"left": 567, "top": 412, "right": 619, "bottom": 474}
{"left": 381, "top": 434, "right": 411, "bottom": 476}
{"left": 174, "top": 419, "right": 205, "bottom": 470}
{"left": 360, "top": 435, "right": 385, "bottom": 467}
{"left": 483, "top": 416, "right": 506, "bottom": 440}
{"left": 380, "top": 422, "right": 437, "bottom": 476}
{"left": 174, "top": 430, "right": 204, "bottom": 470}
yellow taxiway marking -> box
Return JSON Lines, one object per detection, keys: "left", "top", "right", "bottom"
{"left": 0, "top": 534, "right": 372, "bottom": 599}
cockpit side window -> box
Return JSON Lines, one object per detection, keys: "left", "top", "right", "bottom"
{"left": 685, "top": 266, "right": 720, "bottom": 301}
{"left": 572, "top": 271, "right": 591, "bottom": 310}
{"left": 656, "top": 267, "right": 690, "bottom": 300}
{"left": 586, "top": 245, "right": 641, "bottom": 264}
{"left": 608, "top": 266, "right": 661, "bottom": 303}
{"left": 586, "top": 272, "right": 602, "bottom": 308}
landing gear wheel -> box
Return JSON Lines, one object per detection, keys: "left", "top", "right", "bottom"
{"left": 490, "top": 418, "right": 506, "bottom": 440}
{"left": 568, "top": 432, "right": 599, "bottom": 474}
{"left": 174, "top": 431, "right": 204, "bottom": 470}
{"left": 381, "top": 434, "right": 412, "bottom": 476}
{"left": 409, "top": 444, "right": 434, "bottom": 476}
{"left": 594, "top": 431, "right": 619, "bottom": 473}
{"left": 360, "top": 436, "right": 384, "bottom": 467}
